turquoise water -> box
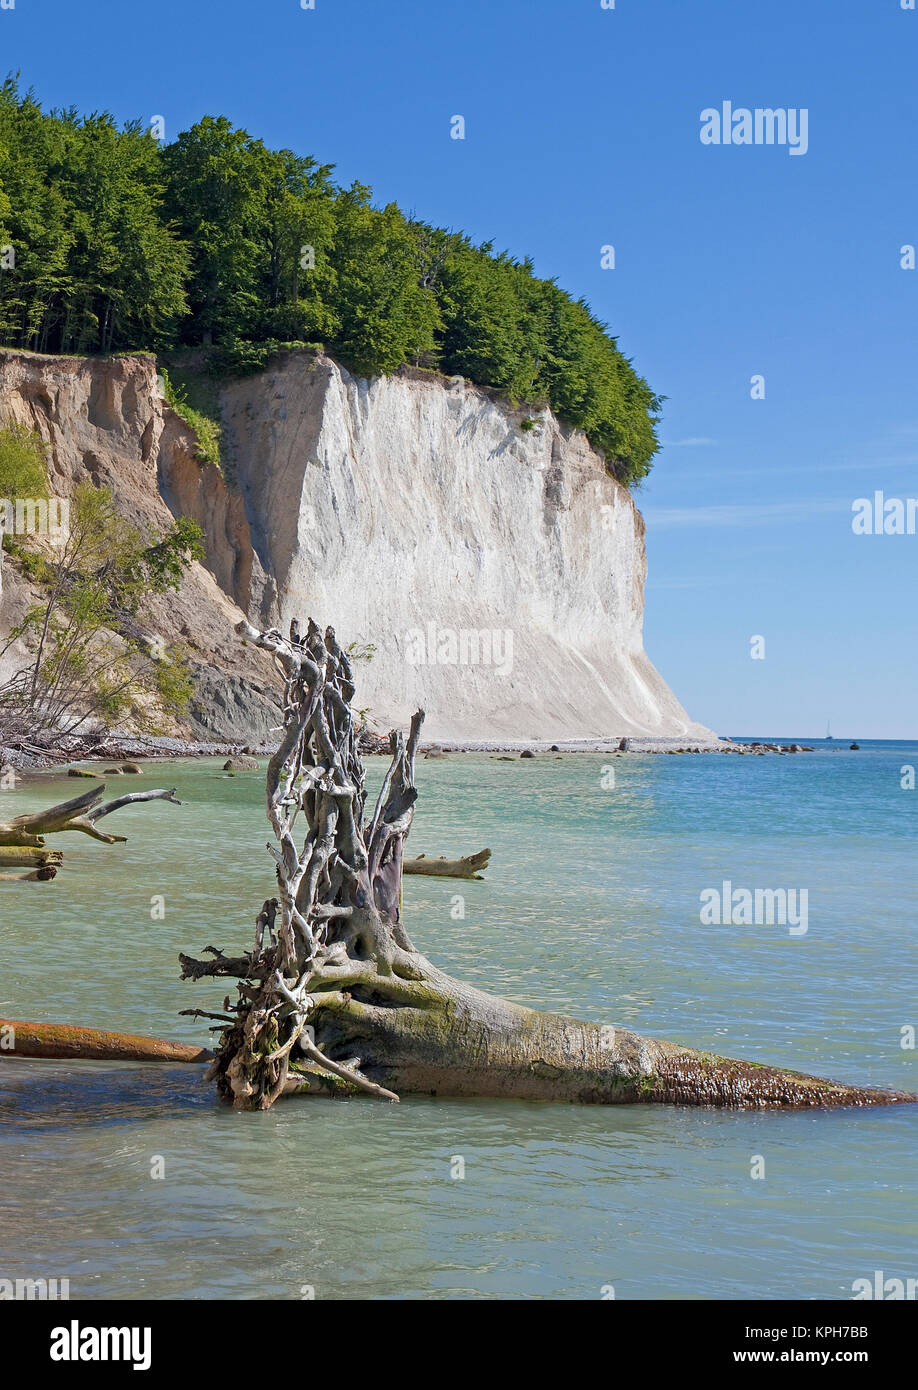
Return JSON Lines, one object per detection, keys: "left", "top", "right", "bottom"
{"left": 0, "top": 743, "right": 915, "bottom": 1299}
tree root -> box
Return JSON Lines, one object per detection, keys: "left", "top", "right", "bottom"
{"left": 182, "top": 616, "right": 915, "bottom": 1114}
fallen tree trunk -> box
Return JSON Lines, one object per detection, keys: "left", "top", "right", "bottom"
{"left": 0, "top": 845, "right": 63, "bottom": 869}
{"left": 403, "top": 849, "right": 491, "bottom": 879}
{"left": 0, "top": 1017, "right": 211, "bottom": 1063}
{"left": 0, "top": 783, "right": 183, "bottom": 846}
{"left": 0, "top": 784, "right": 183, "bottom": 880}
{"left": 180, "top": 617, "right": 914, "bottom": 1114}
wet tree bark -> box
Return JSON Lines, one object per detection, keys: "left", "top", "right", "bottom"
{"left": 180, "top": 618, "right": 914, "bottom": 1113}
{"left": 0, "top": 1017, "right": 211, "bottom": 1063}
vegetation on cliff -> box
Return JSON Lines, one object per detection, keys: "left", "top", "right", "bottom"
{"left": 0, "top": 78, "right": 660, "bottom": 484}
{"left": 0, "top": 426, "right": 204, "bottom": 743}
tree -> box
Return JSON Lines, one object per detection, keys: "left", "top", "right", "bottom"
{"left": 437, "top": 241, "right": 530, "bottom": 393}
{"left": 0, "top": 782, "right": 183, "bottom": 882}
{"left": 0, "top": 422, "right": 49, "bottom": 605}
{"left": 254, "top": 147, "right": 338, "bottom": 343}
{"left": 0, "top": 78, "right": 663, "bottom": 483}
{"left": 182, "top": 616, "right": 914, "bottom": 1113}
{"left": 0, "top": 420, "right": 48, "bottom": 500}
{"left": 0, "top": 79, "right": 187, "bottom": 354}
{"left": 0, "top": 483, "right": 203, "bottom": 744}
{"left": 161, "top": 117, "right": 267, "bottom": 346}
{"left": 328, "top": 186, "right": 440, "bottom": 376}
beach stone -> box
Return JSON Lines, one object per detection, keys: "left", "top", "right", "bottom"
{"left": 520, "top": 749, "right": 535, "bottom": 758}
{"left": 120, "top": 763, "right": 143, "bottom": 774}
{"left": 223, "top": 754, "right": 258, "bottom": 771}
{"left": 68, "top": 767, "right": 99, "bottom": 778}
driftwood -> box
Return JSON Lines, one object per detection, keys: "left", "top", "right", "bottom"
{"left": 0, "top": 1017, "right": 211, "bottom": 1063}
{"left": 180, "top": 617, "right": 916, "bottom": 1113}
{"left": 404, "top": 849, "right": 491, "bottom": 879}
{"left": 0, "top": 783, "right": 183, "bottom": 878}
{"left": 0, "top": 845, "right": 63, "bottom": 868}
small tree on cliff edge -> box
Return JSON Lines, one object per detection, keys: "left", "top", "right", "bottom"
{"left": 0, "top": 468, "right": 204, "bottom": 745}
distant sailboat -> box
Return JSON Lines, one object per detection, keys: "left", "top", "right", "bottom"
{"left": 826, "top": 721, "right": 833, "bottom": 742}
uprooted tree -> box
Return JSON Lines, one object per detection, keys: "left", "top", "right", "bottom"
{"left": 180, "top": 617, "right": 914, "bottom": 1113}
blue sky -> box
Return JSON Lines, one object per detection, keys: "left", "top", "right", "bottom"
{"left": 3, "top": 0, "right": 916, "bottom": 735}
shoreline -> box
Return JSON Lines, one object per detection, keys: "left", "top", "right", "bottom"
{"left": 0, "top": 733, "right": 824, "bottom": 773}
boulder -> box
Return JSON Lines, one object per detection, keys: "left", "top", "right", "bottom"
{"left": 223, "top": 754, "right": 258, "bottom": 771}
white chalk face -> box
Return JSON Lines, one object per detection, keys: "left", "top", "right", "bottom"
{"left": 250, "top": 361, "right": 703, "bottom": 743}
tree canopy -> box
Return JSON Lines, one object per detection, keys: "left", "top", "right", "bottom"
{"left": 0, "top": 77, "right": 661, "bottom": 484}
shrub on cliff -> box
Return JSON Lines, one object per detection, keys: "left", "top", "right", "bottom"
{"left": 0, "top": 422, "right": 48, "bottom": 503}
{"left": 0, "top": 482, "right": 204, "bottom": 744}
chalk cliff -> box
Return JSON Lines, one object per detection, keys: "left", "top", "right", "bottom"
{"left": 0, "top": 349, "right": 713, "bottom": 743}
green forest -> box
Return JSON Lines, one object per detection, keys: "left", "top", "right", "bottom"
{"left": 0, "top": 77, "right": 661, "bottom": 484}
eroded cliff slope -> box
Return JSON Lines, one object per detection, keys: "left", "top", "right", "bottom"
{"left": 0, "top": 350, "right": 280, "bottom": 742}
{"left": 1, "top": 349, "right": 713, "bottom": 743}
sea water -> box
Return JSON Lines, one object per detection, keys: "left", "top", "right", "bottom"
{"left": 0, "top": 743, "right": 915, "bottom": 1300}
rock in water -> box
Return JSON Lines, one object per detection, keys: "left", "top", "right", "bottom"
{"left": 223, "top": 754, "right": 258, "bottom": 771}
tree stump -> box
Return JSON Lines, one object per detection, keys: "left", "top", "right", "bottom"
{"left": 179, "top": 618, "right": 915, "bottom": 1113}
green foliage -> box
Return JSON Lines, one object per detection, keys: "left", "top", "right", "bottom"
{"left": 0, "top": 77, "right": 188, "bottom": 353}
{"left": 1, "top": 530, "right": 53, "bottom": 581}
{"left": 0, "top": 421, "right": 48, "bottom": 499}
{"left": 210, "top": 338, "right": 324, "bottom": 377}
{"left": 160, "top": 365, "right": 222, "bottom": 468}
{"left": 0, "top": 75, "right": 661, "bottom": 484}
{"left": 327, "top": 187, "right": 439, "bottom": 375}
{"left": 148, "top": 640, "right": 196, "bottom": 724}
{"left": 140, "top": 513, "right": 205, "bottom": 591}
{"left": 0, "top": 481, "right": 203, "bottom": 740}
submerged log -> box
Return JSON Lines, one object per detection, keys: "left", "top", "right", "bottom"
{"left": 180, "top": 617, "right": 915, "bottom": 1114}
{"left": 0, "top": 845, "right": 63, "bottom": 869}
{"left": 403, "top": 849, "right": 491, "bottom": 879}
{"left": 0, "top": 1017, "right": 212, "bottom": 1063}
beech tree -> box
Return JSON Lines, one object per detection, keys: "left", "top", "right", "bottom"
{"left": 0, "top": 78, "right": 662, "bottom": 482}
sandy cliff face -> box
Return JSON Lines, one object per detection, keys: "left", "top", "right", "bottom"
{"left": 0, "top": 349, "right": 712, "bottom": 743}
{"left": 0, "top": 351, "right": 280, "bottom": 741}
